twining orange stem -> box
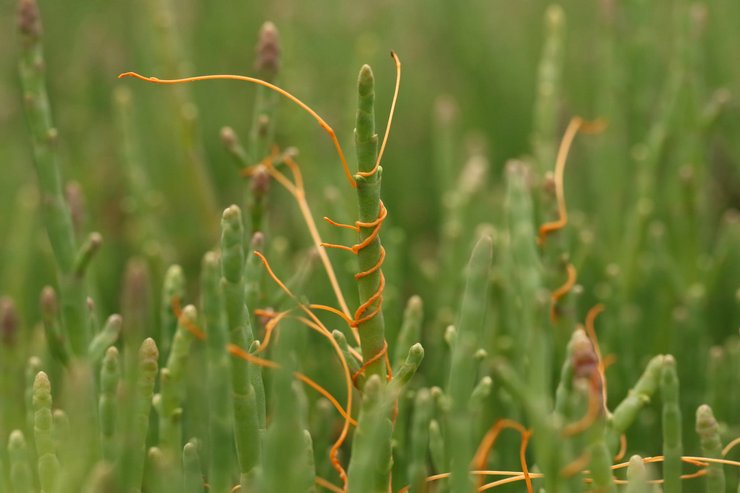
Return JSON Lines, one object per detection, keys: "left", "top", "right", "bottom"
{"left": 245, "top": 152, "right": 358, "bottom": 344}
{"left": 584, "top": 303, "right": 609, "bottom": 407}
{"left": 562, "top": 373, "right": 603, "bottom": 437}
{"left": 357, "top": 51, "right": 401, "bottom": 179}
{"left": 471, "top": 419, "right": 532, "bottom": 492}
{"left": 723, "top": 437, "right": 740, "bottom": 457}
{"left": 322, "top": 202, "right": 388, "bottom": 323}
{"left": 538, "top": 117, "right": 606, "bottom": 246}
{"left": 314, "top": 477, "right": 345, "bottom": 493}
{"left": 171, "top": 296, "right": 206, "bottom": 340}
{"left": 401, "top": 453, "right": 740, "bottom": 492}
{"left": 561, "top": 452, "right": 591, "bottom": 479}
{"left": 549, "top": 262, "right": 577, "bottom": 323}
{"left": 118, "top": 71, "right": 357, "bottom": 189}
{"left": 253, "top": 251, "right": 356, "bottom": 487}
{"left": 322, "top": 200, "right": 390, "bottom": 381}
{"left": 614, "top": 434, "right": 628, "bottom": 462}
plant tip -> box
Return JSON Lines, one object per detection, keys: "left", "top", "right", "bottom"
{"left": 17, "top": 0, "right": 41, "bottom": 39}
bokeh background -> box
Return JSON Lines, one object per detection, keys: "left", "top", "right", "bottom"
{"left": 1, "top": 0, "right": 739, "bottom": 486}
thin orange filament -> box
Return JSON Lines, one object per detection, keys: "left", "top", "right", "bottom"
{"left": 614, "top": 434, "right": 628, "bottom": 462}
{"left": 314, "top": 477, "right": 344, "bottom": 493}
{"left": 171, "top": 296, "right": 206, "bottom": 340}
{"left": 584, "top": 303, "right": 609, "bottom": 408}
{"left": 400, "top": 453, "right": 740, "bottom": 492}
{"left": 549, "top": 262, "right": 577, "bottom": 323}
{"left": 322, "top": 200, "right": 390, "bottom": 381}
{"left": 253, "top": 251, "right": 356, "bottom": 486}
{"left": 723, "top": 437, "right": 740, "bottom": 457}
{"left": 245, "top": 151, "right": 358, "bottom": 344}
{"left": 538, "top": 117, "right": 606, "bottom": 246}
{"left": 357, "top": 51, "right": 401, "bottom": 179}
{"left": 118, "top": 71, "right": 357, "bottom": 189}
{"left": 472, "top": 420, "right": 532, "bottom": 492}
{"left": 562, "top": 373, "right": 603, "bottom": 437}
{"left": 561, "top": 452, "right": 590, "bottom": 479}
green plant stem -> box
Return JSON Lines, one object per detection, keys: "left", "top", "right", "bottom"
{"left": 353, "top": 65, "right": 387, "bottom": 381}
{"left": 159, "top": 265, "right": 185, "bottom": 365}
{"left": 695, "top": 404, "right": 725, "bottom": 493}
{"left": 446, "top": 234, "right": 492, "bottom": 493}
{"left": 221, "top": 205, "right": 262, "bottom": 485}
{"left": 8, "top": 430, "right": 33, "bottom": 493}
{"left": 532, "top": 4, "right": 565, "bottom": 176}
{"left": 87, "top": 314, "right": 122, "bottom": 363}
{"left": 347, "top": 375, "right": 394, "bottom": 493}
{"left": 394, "top": 295, "right": 423, "bottom": 367}
{"left": 158, "top": 304, "right": 196, "bottom": 457}
{"left": 182, "top": 440, "right": 203, "bottom": 493}
{"left": 262, "top": 319, "right": 310, "bottom": 493}
{"left": 625, "top": 455, "right": 651, "bottom": 493}
{"left": 99, "top": 346, "right": 120, "bottom": 462}
{"left": 33, "top": 371, "right": 60, "bottom": 493}
{"left": 200, "top": 251, "right": 233, "bottom": 493}
{"left": 661, "top": 355, "right": 682, "bottom": 493}
{"left": 121, "top": 338, "right": 159, "bottom": 493}
{"left": 408, "top": 388, "right": 433, "bottom": 493}
{"left": 18, "top": 0, "right": 89, "bottom": 356}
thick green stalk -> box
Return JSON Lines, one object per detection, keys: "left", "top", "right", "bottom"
{"left": 220, "top": 205, "right": 262, "bottom": 484}
{"left": 347, "top": 375, "right": 394, "bottom": 493}
{"left": 87, "top": 314, "right": 122, "bottom": 363}
{"left": 394, "top": 295, "right": 423, "bottom": 366}
{"left": 33, "top": 371, "right": 60, "bottom": 493}
{"left": 428, "top": 417, "right": 446, "bottom": 475}
{"left": 353, "top": 65, "right": 387, "bottom": 380}
{"left": 81, "top": 462, "right": 116, "bottom": 493}
{"left": 408, "top": 388, "right": 433, "bottom": 493}
{"left": 446, "top": 235, "right": 492, "bottom": 493}
{"left": 121, "top": 338, "right": 159, "bottom": 493}
{"left": 158, "top": 304, "right": 196, "bottom": 457}
{"left": 695, "top": 404, "right": 724, "bottom": 493}
{"left": 302, "top": 430, "right": 317, "bottom": 493}
{"left": 159, "top": 265, "right": 185, "bottom": 365}
{"left": 661, "top": 355, "right": 682, "bottom": 493}
{"left": 262, "top": 319, "right": 311, "bottom": 493}
{"left": 24, "top": 356, "right": 42, "bottom": 434}
{"left": 99, "top": 346, "right": 120, "bottom": 462}
{"left": 246, "top": 22, "right": 281, "bottom": 233}
{"left": 8, "top": 430, "right": 33, "bottom": 493}
{"left": 200, "top": 251, "right": 233, "bottom": 493}
{"left": 625, "top": 455, "right": 651, "bottom": 493}
{"left": 393, "top": 343, "right": 425, "bottom": 388}
{"left": 532, "top": 4, "right": 565, "bottom": 176}
{"left": 40, "top": 286, "right": 69, "bottom": 364}
{"left": 182, "top": 440, "right": 203, "bottom": 493}
{"left": 608, "top": 354, "right": 664, "bottom": 449}
{"left": 18, "top": 0, "right": 88, "bottom": 356}
{"left": 333, "top": 329, "right": 363, "bottom": 385}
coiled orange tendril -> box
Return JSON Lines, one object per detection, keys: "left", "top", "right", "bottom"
{"left": 472, "top": 419, "right": 533, "bottom": 492}
{"left": 538, "top": 116, "right": 606, "bottom": 246}
{"left": 549, "top": 262, "right": 577, "bottom": 322}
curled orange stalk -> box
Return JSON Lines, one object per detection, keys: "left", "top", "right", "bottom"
{"left": 253, "top": 250, "right": 357, "bottom": 486}
{"left": 118, "top": 71, "right": 357, "bottom": 188}
{"left": 549, "top": 262, "right": 577, "bottom": 322}
{"left": 538, "top": 116, "right": 606, "bottom": 246}
{"left": 472, "top": 419, "right": 533, "bottom": 492}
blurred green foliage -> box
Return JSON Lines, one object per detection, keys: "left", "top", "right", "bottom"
{"left": 1, "top": 0, "right": 739, "bottom": 491}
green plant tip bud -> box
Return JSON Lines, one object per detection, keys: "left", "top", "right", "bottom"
{"left": 358, "top": 65, "right": 374, "bottom": 96}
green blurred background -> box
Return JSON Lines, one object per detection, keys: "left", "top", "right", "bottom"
{"left": 1, "top": 0, "right": 739, "bottom": 476}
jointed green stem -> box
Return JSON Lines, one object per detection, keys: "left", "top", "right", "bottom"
{"left": 353, "top": 65, "right": 387, "bottom": 381}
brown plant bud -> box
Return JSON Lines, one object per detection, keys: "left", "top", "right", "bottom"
{"left": 254, "top": 21, "right": 280, "bottom": 82}
{"left": 0, "top": 297, "right": 18, "bottom": 346}
{"left": 18, "top": 0, "right": 42, "bottom": 40}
